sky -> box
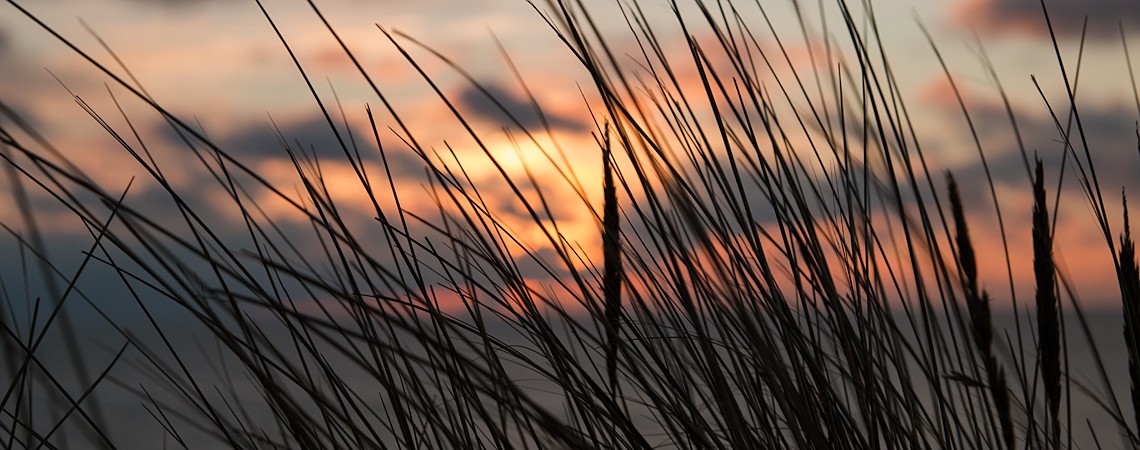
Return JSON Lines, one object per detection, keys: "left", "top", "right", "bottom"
{"left": 3, "top": 0, "right": 1140, "bottom": 315}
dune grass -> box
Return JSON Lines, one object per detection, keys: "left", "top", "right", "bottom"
{"left": 2, "top": 0, "right": 1140, "bottom": 448}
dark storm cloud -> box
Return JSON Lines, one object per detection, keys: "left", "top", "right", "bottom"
{"left": 957, "top": 0, "right": 1140, "bottom": 39}
{"left": 458, "top": 83, "right": 587, "bottom": 133}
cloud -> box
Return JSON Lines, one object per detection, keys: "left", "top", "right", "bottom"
{"left": 941, "top": 102, "right": 1140, "bottom": 208}
{"left": 457, "top": 83, "right": 587, "bottom": 133}
{"left": 124, "top": 0, "right": 220, "bottom": 6}
{"left": 0, "top": 101, "right": 40, "bottom": 130}
{"left": 156, "top": 114, "right": 429, "bottom": 180}
{"left": 122, "top": 0, "right": 374, "bottom": 7}
{"left": 953, "top": 0, "right": 1140, "bottom": 39}
{"left": 0, "top": 26, "right": 9, "bottom": 59}
{"left": 221, "top": 116, "right": 367, "bottom": 160}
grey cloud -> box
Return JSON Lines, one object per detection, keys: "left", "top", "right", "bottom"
{"left": 943, "top": 102, "right": 1140, "bottom": 208}
{"left": 222, "top": 116, "right": 365, "bottom": 160}
{"left": 0, "top": 101, "right": 40, "bottom": 130}
{"left": 458, "top": 83, "right": 588, "bottom": 133}
{"left": 0, "top": 26, "right": 9, "bottom": 59}
{"left": 959, "top": 0, "right": 1140, "bottom": 39}
{"left": 122, "top": 0, "right": 374, "bottom": 7}
{"left": 125, "top": 0, "right": 221, "bottom": 6}
{"left": 156, "top": 114, "right": 430, "bottom": 182}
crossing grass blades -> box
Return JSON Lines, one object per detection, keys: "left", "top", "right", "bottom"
{"left": 2, "top": 0, "right": 1140, "bottom": 448}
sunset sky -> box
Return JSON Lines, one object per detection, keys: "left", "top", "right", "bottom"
{"left": 3, "top": 0, "right": 1140, "bottom": 310}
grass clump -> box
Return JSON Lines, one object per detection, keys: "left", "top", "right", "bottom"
{"left": 1033, "top": 158, "right": 1061, "bottom": 446}
{"left": 1121, "top": 194, "right": 1140, "bottom": 436}
{"left": 2, "top": 0, "right": 1140, "bottom": 448}
{"left": 948, "top": 172, "right": 1014, "bottom": 449}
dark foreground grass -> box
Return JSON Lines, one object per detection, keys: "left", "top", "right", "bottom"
{"left": 2, "top": 0, "right": 1140, "bottom": 448}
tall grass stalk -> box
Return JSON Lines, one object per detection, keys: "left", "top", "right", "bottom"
{"left": 601, "top": 126, "right": 623, "bottom": 392}
{"left": 1034, "top": 158, "right": 1061, "bottom": 446}
{"left": 1120, "top": 195, "right": 1140, "bottom": 436}
{"left": 948, "top": 173, "right": 1014, "bottom": 449}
